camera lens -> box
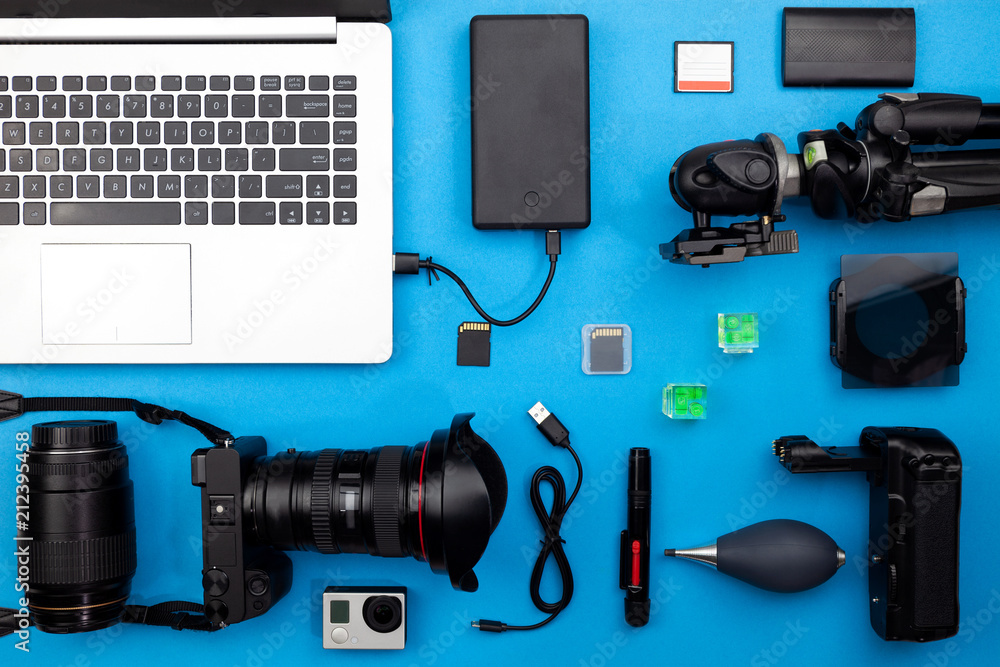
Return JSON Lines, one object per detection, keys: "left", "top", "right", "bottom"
{"left": 242, "top": 413, "right": 507, "bottom": 591}
{"left": 362, "top": 596, "right": 402, "bottom": 634}
{"left": 22, "top": 421, "right": 137, "bottom": 634}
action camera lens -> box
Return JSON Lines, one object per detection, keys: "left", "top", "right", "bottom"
{"left": 363, "top": 596, "right": 402, "bottom": 634}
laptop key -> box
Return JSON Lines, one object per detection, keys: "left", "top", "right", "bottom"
{"left": 51, "top": 202, "right": 181, "bottom": 224}
{"left": 111, "top": 76, "right": 131, "bottom": 91}
{"left": 307, "top": 174, "right": 330, "bottom": 197}
{"left": 24, "top": 175, "right": 45, "bottom": 197}
{"left": 285, "top": 76, "right": 306, "bottom": 91}
{"left": 259, "top": 95, "right": 282, "bottom": 117}
{"left": 212, "top": 202, "right": 235, "bottom": 225}
{"left": 0, "top": 176, "right": 18, "bottom": 198}
{"left": 239, "top": 202, "right": 275, "bottom": 224}
{"left": 23, "top": 203, "right": 45, "bottom": 225}
{"left": 151, "top": 95, "right": 174, "bottom": 118}
{"left": 42, "top": 95, "right": 65, "bottom": 118}
{"left": 56, "top": 122, "right": 79, "bottom": 145}
{"left": 185, "top": 201, "right": 208, "bottom": 224}
{"left": 185, "top": 76, "right": 207, "bottom": 92}
{"left": 279, "top": 148, "right": 329, "bottom": 171}
{"left": 261, "top": 76, "right": 281, "bottom": 91}
{"left": 234, "top": 76, "right": 255, "bottom": 91}
{"left": 286, "top": 95, "right": 329, "bottom": 117}
{"left": 104, "top": 175, "right": 127, "bottom": 198}
{"left": 300, "top": 121, "right": 330, "bottom": 144}
{"left": 239, "top": 175, "right": 262, "bottom": 198}
{"left": 0, "top": 202, "right": 16, "bottom": 223}
{"left": 266, "top": 175, "right": 302, "bottom": 198}
{"left": 51, "top": 175, "right": 72, "bottom": 197}
{"left": 333, "top": 76, "right": 357, "bottom": 91}
{"left": 124, "top": 95, "right": 147, "bottom": 118}
{"left": 16, "top": 96, "right": 38, "bottom": 118}
{"left": 10, "top": 149, "right": 30, "bottom": 170}
{"left": 308, "top": 202, "right": 330, "bottom": 225}
{"left": 161, "top": 76, "right": 182, "bottom": 91}
{"left": 77, "top": 175, "right": 100, "bottom": 197}
{"left": 308, "top": 75, "right": 330, "bottom": 91}
{"left": 3, "top": 123, "right": 19, "bottom": 146}
{"left": 62, "top": 76, "right": 84, "bottom": 92}
{"left": 334, "top": 202, "right": 357, "bottom": 225}
{"left": 333, "top": 95, "right": 356, "bottom": 118}
{"left": 13, "top": 77, "right": 32, "bottom": 92}
{"left": 97, "top": 95, "right": 120, "bottom": 118}
{"left": 70, "top": 95, "right": 93, "bottom": 118}
{"left": 0, "top": 96, "right": 10, "bottom": 118}
{"left": 209, "top": 76, "right": 231, "bottom": 92}
{"left": 135, "top": 76, "right": 156, "bottom": 92}
{"left": 86, "top": 76, "right": 107, "bottom": 92}
{"left": 0, "top": 77, "right": 7, "bottom": 92}
{"left": 36, "top": 76, "right": 57, "bottom": 92}
{"left": 252, "top": 148, "right": 275, "bottom": 171}
{"left": 232, "top": 95, "right": 255, "bottom": 118}
{"left": 280, "top": 201, "right": 302, "bottom": 224}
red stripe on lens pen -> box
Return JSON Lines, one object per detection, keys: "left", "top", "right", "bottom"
{"left": 631, "top": 540, "right": 641, "bottom": 587}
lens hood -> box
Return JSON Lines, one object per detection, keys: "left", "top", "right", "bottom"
{"left": 418, "top": 413, "right": 508, "bottom": 592}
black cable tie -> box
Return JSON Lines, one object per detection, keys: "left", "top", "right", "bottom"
{"left": 420, "top": 257, "right": 440, "bottom": 285}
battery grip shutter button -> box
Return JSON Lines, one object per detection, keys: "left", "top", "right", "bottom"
{"left": 248, "top": 575, "right": 269, "bottom": 596}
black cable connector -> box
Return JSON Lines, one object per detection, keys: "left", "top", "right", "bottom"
{"left": 473, "top": 402, "right": 582, "bottom": 633}
{"left": 393, "top": 231, "right": 562, "bottom": 327}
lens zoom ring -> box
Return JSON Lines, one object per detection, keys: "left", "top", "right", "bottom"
{"left": 372, "top": 447, "right": 404, "bottom": 558}
{"left": 310, "top": 450, "right": 339, "bottom": 554}
{"left": 31, "top": 529, "right": 137, "bottom": 585}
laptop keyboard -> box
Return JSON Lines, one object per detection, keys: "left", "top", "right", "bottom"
{"left": 0, "top": 74, "right": 359, "bottom": 226}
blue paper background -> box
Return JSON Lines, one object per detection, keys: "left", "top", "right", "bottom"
{"left": 3, "top": 0, "right": 1000, "bottom": 665}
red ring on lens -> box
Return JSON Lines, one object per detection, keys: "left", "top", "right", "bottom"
{"left": 417, "top": 441, "right": 429, "bottom": 560}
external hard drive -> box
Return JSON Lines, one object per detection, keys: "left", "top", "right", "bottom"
{"left": 470, "top": 15, "right": 591, "bottom": 230}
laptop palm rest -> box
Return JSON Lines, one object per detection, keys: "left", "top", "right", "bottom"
{"left": 40, "top": 244, "right": 192, "bottom": 345}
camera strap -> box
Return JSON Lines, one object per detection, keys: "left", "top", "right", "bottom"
{"left": 0, "top": 390, "right": 235, "bottom": 446}
{"left": 0, "top": 601, "right": 219, "bottom": 637}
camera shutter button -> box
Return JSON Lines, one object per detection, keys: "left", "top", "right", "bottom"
{"left": 331, "top": 627, "right": 350, "bottom": 644}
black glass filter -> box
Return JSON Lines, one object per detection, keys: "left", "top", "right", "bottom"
{"left": 830, "top": 253, "right": 966, "bottom": 388}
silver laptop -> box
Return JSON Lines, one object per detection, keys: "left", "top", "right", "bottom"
{"left": 0, "top": 1, "right": 394, "bottom": 364}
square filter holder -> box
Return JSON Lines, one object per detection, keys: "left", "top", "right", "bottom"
{"left": 830, "top": 253, "right": 966, "bottom": 388}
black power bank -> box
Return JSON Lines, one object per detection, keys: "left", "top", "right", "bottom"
{"left": 470, "top": 15, "right": 591, "bottom": 230}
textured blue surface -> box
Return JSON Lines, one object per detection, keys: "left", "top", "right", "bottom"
{"left": 3, "top": 0, "right": 1000, "bottom": 665}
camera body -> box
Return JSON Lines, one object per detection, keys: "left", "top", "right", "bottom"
{"left": 323, "top": 586, "right": 406, "bottom": 650}
{"left": 191, "top": 436, "right": 293, "bottom": 628}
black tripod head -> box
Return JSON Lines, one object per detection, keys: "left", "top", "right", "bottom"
{"left": 663, "top": 93, "right": 1000, "bottom": 266}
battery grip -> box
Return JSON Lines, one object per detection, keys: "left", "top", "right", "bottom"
{"left": 773, "top": 427, "right": 961, "bottom": 642}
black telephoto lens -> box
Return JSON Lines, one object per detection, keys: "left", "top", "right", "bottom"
{"left": 242, "top": 413, "right": 507, "bottom": 592}
{"left": 363, "top": 596, "right": 402, "bottom": 634}
{"left": 21, "top": 421, "right": 137, "bottom": 634}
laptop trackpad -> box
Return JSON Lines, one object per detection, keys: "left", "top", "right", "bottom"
{"left": 41, "top": 244, "right": 192, "bottom": 345}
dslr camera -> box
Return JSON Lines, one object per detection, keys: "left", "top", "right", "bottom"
{"left": 191, "top": 413, "right": 507, "bottom": 628}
